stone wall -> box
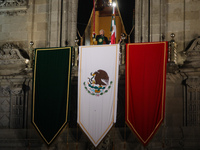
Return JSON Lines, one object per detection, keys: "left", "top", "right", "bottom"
{"left": 0, "top": 0, "right": 78, "bottom": 50}
{"left": 0, "top": 0, "right": 29, "bottom": 49}
{"left": 0, "top": 0, "right": 200, "bottom": 149}
{"left": 135, "top": 0, "right": 200, "bottom": 52}
{"left": 167, "top": 0, "right": 200, "bottom": 52}
{"left": 135, "top": 0, "right": 167, "bottom": 43}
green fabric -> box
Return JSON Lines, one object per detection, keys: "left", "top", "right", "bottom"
{"left": 32, "top": 47, "right": 72, "bottom": 145}
{"left": 97, "top": 37, "right": 104, "bottom": 45}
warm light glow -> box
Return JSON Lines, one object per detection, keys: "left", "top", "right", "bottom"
{"left": 25, "top": 59, "right": 29, "bottom": 64}
{"left": 112, "top": 2, "right": 116, "bottom": 7}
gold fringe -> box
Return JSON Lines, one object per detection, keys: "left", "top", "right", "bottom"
{"left": 128, "top": 35, "right": 130, "bottom": 43}
{"left": 80, "top": 37, "right": 83, "bottom": 46}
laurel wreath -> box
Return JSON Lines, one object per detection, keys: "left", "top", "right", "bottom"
{"left": 83, "top": 81, "right": 113, "bottom": 96}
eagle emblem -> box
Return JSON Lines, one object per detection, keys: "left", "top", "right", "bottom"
{"left": 83, "top": 69, "right": 113, "bottom": 96}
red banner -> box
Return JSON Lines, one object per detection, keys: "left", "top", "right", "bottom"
{"left": 125, "top": 42, "right": 168, "bottom": 146}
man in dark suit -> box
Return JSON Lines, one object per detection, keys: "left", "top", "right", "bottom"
{"left": 96, "top": 29, "right": 109, "bottom": 45}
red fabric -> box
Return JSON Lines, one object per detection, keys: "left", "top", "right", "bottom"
{"left": 125, "top": 42, "right": 168, "bottom": 146}
{"left": 111, "top": 32, "right": 116, "bottom": 44}
{"left": 110, "top": 6, "right": 116, "bottom": 44}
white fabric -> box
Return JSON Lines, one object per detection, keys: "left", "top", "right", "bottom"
{"left": 77, "top": 44, "right": 119, "bottom": 147}
{"left": 111, "top": 19, "right": 116, "bottom": 37}
{"left": 110, "top": 15, "right": 116, "bottom": 44}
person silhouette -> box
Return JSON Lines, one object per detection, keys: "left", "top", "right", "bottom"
{"left": 96, "top": 29, "right": 109, "bottom": 45}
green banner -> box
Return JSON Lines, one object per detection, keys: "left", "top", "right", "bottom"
{"left": 32, "top": 47, "right": 72, "bottom": 145}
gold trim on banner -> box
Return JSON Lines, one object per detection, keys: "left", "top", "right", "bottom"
{"left": 126, "top": 42, "right": 167, "bottom": 145}
{"left": 32, "top": 47, "right": 72, "bottom": 145}
{"left": 78, "top": 44, "right": 119, "bottom": 147}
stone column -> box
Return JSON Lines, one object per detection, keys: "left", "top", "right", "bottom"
{"left": 134, "top": 0, "right": 142, "bottom": 42}
{"left": 135, "top": 0, "right": 166, "bottom": 42}
{"left": 47, "top": 0, "right": 61, "bottom": 47}
{"left": 47, "top": 0, "right": 78, "bottom": 47}
{"left": 65, "top": 0, "right": 78, "bottom": 46}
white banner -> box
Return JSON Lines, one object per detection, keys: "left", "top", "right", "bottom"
{"left": 77, "top": 44, "right": 119, "bottom": 147}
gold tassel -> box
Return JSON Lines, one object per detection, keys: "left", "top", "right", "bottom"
{"left": 80, "top": 37, "right": 83, "bottom": 46}
{"left": 128, "top": 35, "right": 130, "bottom": 43}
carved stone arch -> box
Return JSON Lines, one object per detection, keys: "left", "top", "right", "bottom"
{"left": 0, "top": 43, "right": 29, "bottom": 76}
{"left": 183, "top": 37, "right": 200, "bottom": 68}
{"left": 0, "top": 42, "right": 31, "bottom": 129}
{"left": 185, "top": 37, "right": 200, "bottom": 52}
{"left": 180, "top": 37, "right": 200, "bottom": 126}
{"left": 0, "top": 0, "right": 28, "bottom": 15}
